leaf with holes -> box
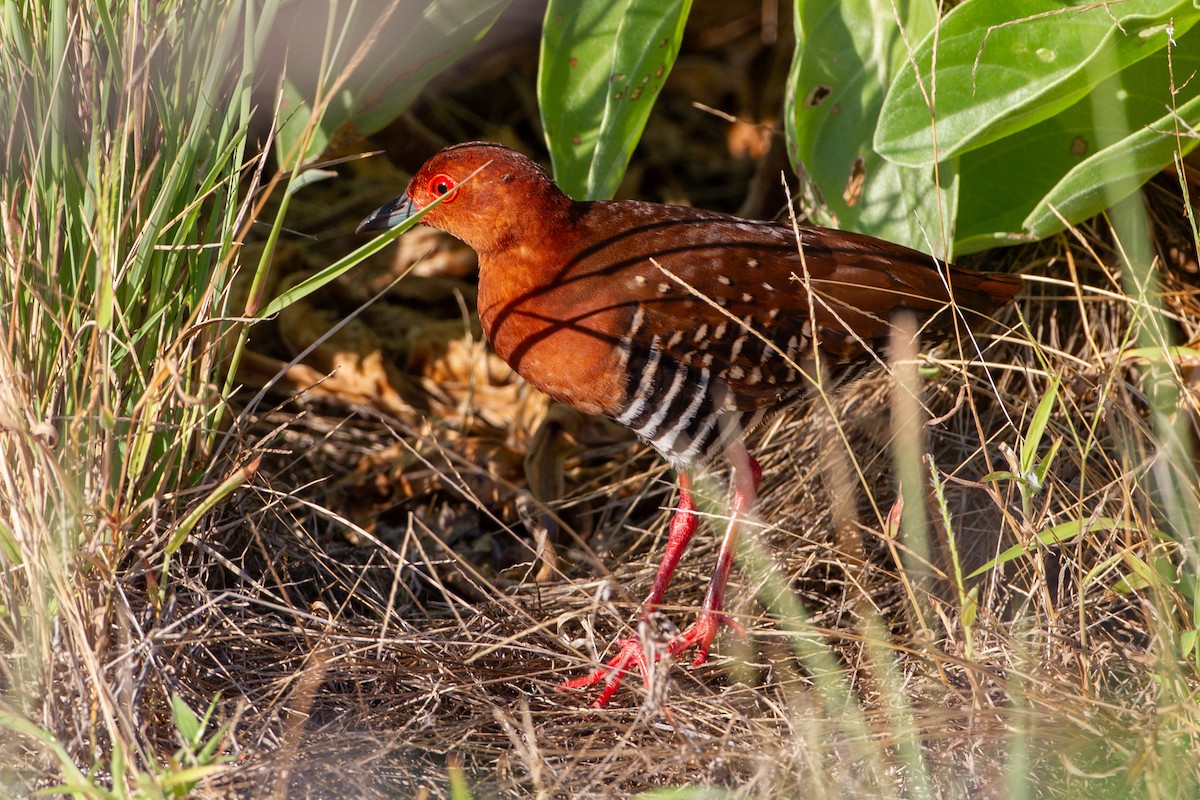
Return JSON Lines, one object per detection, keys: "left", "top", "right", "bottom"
{"left": 954, "top": 28, "right": 1200, "bottom": 252}
{"left": 785, "top": 0, "right": 950, "bottom": 256}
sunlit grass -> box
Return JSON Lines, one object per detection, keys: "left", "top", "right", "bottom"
{"left": 0, "top": 0, "right": 270, "bottom": 792}
{"left": 1, "top": 1, "right": 1199, "bottom": 797}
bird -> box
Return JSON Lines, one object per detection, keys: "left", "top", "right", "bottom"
{"left": 358, "top": 141, "right": 1021, "bottom": 707}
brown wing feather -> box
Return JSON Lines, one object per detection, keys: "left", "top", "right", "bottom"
{"left": 563, "top": 204, "right": 1018, "bottom": 410}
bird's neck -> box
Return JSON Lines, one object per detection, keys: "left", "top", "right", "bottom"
{"left": 474, "top": 198, "right": 582, "bottom": 312}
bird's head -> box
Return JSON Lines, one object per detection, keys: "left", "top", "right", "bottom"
{"left": 357, "top": 142, "right": 569, "bottom": 254}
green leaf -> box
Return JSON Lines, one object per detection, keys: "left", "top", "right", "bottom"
{"left": 111, "top": 738, "right": 127, "bottom": 795}
{"left": 257, "top": 184, "right": 453, "bottom": 320}
{"left": 1032, "top": 437, "right": 1062, "bottom": 490}
{"left": 876, "top": 0, "right": 1199, "bottom": 168}
{"left": 955, "top": 28, "right": 1200, "bottom": 252}
{"left": 275, "top": 0, "right": 508, "bottom": 167}
{"left": 1112, "top": 571, "right": 1151, "bottom": 594}
{"left": 0, "top": 712, "right": 97, "bottom": 792}
{"left": 785, "top": 0, "right": 949, "bottom": 254}
{"left": 1110, "top": 552, "right": 1179, "bottom": 593}
{"left": 968, "top": 520, "right": 1088, "bottom": 578}
{"left": 276, "top": 76, "right": 316, "bottom": 168}
{"left": 159, "top": 764, "right": 229, "bottom": 793}
{"left": 284, "top": 167, "right": 338, "bottom": 198}
{"left": 171, "top": 694, "right": 202, "bottom": 746}
{"left": 165, "top": 457, "right": 258, "bottom": 557}
{"left": 448, "top": 757, "right": 474, "bottom": 800}
{"left": 539, "top": 0, "right": 692, "bottom": 200}
{"left": 968, "top": 517, "right": 1170, "bottom": 578}
{"left": 1020, "top": 375, "right": 1060, "bottom": 477}
{"left": 1121, "top": 345, "right": 1200, "bottom": 362}
{"left": 1022, "top": 86, "right": 1200, "bottom": 239}
{"left": 634, "top": 790, "right": 741, "bottom": 800}
{"left": 962, "top": 585, "right": 979, "bottom": 627}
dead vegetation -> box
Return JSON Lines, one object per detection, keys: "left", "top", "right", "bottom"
{"left": 4, "top": 3, "right": 1200, "bottom": 798}
{"left": 136, "top": 216, "right": 1199, "bottom": 795}
{"left": 158, "top": 33, "right": 1200, "bottom": 800}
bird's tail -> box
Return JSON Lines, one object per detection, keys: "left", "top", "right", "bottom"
{"left": 948, "top": 267, "right": 1023, "bottom": 312}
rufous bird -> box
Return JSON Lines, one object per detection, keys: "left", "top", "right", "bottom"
{"left": 358, "top": 142, "right": 1021, "bottom": 707}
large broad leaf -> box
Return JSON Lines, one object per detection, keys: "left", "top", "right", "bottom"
{"left": 539, "top": 0, "right": 692, "bottom": 200}
{"left": 274, "top": 0, "right": 508, "bottom": 167}
{"left": 954, "top": 30, "right": 1200, "bottom": 253}
{"left": 785, "top": 0, "right": 951, "bottom": 256}
{"left": 875, "top": 0, "right": 1199, "bottom": 168}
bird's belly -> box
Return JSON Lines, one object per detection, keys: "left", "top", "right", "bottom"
{"left": 607, "top": 343, "right": 794, "bottom": 469}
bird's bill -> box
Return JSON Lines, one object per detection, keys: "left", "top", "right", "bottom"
{"left": 356, "top": 193, "right": 419, "bottom": 233}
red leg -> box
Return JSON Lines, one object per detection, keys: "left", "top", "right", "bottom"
{"left": 557, "top": 475, "right": 698, "bottom": 706}
{"left": 668, "top": 443, "right": 760, "bottom": 665}
{"left": 558, "top": 446, "right": 762, "bottom": 706}
{"left": 645, "top": 473, "right": 698, "bottom": 607}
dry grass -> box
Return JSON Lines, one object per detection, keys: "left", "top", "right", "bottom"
{"left": 3, "top": 3, "right": 1200, "bottom": 798}
{"left": 53, "top": 189, "right": 1192, "bottom": 797}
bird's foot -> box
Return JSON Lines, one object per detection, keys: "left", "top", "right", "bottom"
{"left": 557, "top": 636, "right": 649, "bottom": 708}
{"left": 668, "top": 610, "right": 745, "bottom": 667}
{"left": 557, "top": 611, "right": 744, "bottom": 707}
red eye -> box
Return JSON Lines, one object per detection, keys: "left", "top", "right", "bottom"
{"left": 428, "top": 173, "right": 457, "bottom": 201}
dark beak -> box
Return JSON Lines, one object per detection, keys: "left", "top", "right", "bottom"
{"left": 356, "top": 193, "right": 420, "bottom": 234}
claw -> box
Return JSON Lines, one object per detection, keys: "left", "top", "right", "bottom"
{"left": 559, "top": 447, "right": 761, "bottom": 706}
{"left": 555, "top": 612, "right": 741, "bottom": 706}
{"left": 556, "top": 637, "right": 648, "bottom": 708}
{"left": 670, "top": 612, "right": 727, "bottom": 666}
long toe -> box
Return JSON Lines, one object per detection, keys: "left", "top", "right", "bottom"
{"left": 557, "top": 637, "right": 648, "bottom": 707}
{"left": 667, "top": 611, "right": 732, "bottom": 667}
